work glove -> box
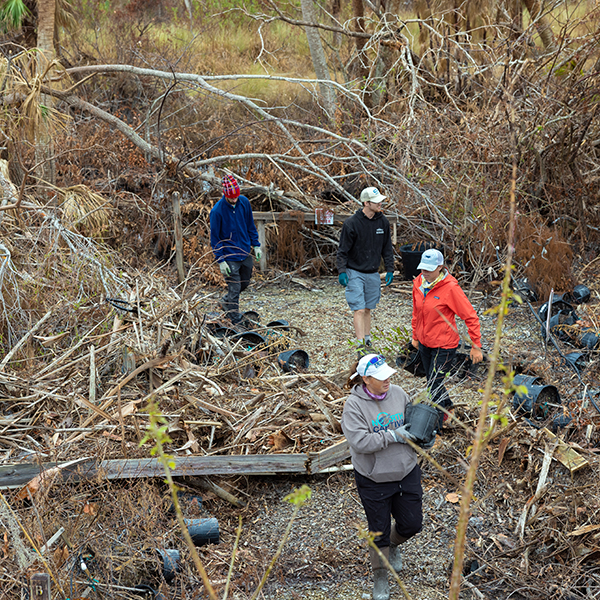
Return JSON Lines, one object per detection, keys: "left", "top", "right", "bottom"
{"left": 391, "top": 424, "right": 416, "bottom": 444}
{"left": 338, "top": 272, "right": 348, "bottom": 287}
{"left": 219, "top": 261, "right": 231, "bottom": 277}
{"left": 253, "top": 247, "right": 262, "bottom": 261}
{"left": 385, "top": 272, "right": 394, "bottom": 286}
{"left": 420, "top": 431, "right": 437, "bottom": 450}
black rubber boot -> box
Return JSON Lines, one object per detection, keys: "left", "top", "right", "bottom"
{"left": 369, "top": 546, "right": 390, "bottom": 600}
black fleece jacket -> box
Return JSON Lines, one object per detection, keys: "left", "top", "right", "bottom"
{"left": 337, "top": 209, "right": 395, "bottom": 274}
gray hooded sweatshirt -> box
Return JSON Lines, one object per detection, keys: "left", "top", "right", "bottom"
{"left": 341, "top": 383, "right": 417, "bottom": 483}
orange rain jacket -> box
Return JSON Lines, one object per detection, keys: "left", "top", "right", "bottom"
{"left": 412, "top": 272, "right": 482, "bottom": 350}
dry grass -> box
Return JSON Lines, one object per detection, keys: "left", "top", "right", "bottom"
{"left": 60, "top": 185, "right": 112, "bottom": 238}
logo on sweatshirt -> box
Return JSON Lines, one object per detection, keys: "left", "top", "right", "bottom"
{"left": 376, "top": 228, "right": 384, "bottom": 235}
{"left": 372, "top": 411, "right": 404, "bottom": 432}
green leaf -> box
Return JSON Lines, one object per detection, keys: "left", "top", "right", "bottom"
{"left": 0, "top": 0, "right": 31, "bottom": 30}
{"left": 284, "top": 485, "right": 312, "bottom": 506}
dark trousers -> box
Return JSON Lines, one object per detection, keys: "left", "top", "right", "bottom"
{"left": 355, "top": 464, "right": 423, "bottom": 549}
{"left": 418, "top": 343, "right": 456, "bottom": 411}
{"left": 222, "top": 254, "right": 254, "bottom": 321}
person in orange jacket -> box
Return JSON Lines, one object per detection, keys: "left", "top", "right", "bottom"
{"left": 411, "top": 249, "right": 483, "bottom": 425}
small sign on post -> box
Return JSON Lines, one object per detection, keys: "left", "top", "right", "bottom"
{"left": 29, "top": 573, "right": 50, "bottom": 600}
{"left": 315, "top": 207, "right": 334, "bottom": 225}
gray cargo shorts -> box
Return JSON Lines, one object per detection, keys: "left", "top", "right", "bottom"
{"left": 345, "top": 268, "right": 381, "bottom": 311}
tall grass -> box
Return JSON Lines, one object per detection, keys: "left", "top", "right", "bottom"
{"left": 68, "top": 0, "right": 317, "bottom": 102}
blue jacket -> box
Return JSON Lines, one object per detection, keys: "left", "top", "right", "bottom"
{"left": 210, "top": 195, "right": 260, "bottom": 263}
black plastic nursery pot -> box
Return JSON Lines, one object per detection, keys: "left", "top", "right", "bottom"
{"left": 452, "top": 352, "right": 482, "bottom": 379}
{"left": 513, "top": 383, "right": 561, "bottom": 419}
{"left": 212, "top": 327, "right": 238, "bottom": 339}
{"left": 563, "top": 352, "right": 588, "bottom": 373}
{"left": 538, "top": 296, "right": 575, "bottom": 325}
{"left": 570, "top": 284, "right": 591, "bottom": 304}
{"left": 541, "top": 310, "right": 578, "bottom": 342}
{"left": 278, "top": 349, "right": 310, "bottom": 373}
{"left": 230, "top": 331, "right": 267, "bottom": 350}
{"left": 399, "top": 241, "right": 439, "bottom": 280}
{"left": 580, "top": 328, "right": 600, "bottom": 350}
{"left": 551, "top": 413, "right": 572, "bottom": 433}
{"left": 240, "top": 310, "right": 261, "bottom": 329}
{"left": 513, "top": 373, "right": 543, "bottom": 388}
{"left": 242, "top": 310, "right": 260, "bottom": 322}
{"left": 184, "top": 517, "right": 220, "bottom": 546}
{"left": 156, "top": 549, "right": 180, "bottom": 583}
{"left": 405, "top": 402, "right": 439, "bottom": 442}
{"left": 513, "top": 277, "right": 538, "bottom": 302}
{"left": 266, "top": 319, "right": 290, "bottom": 330}
{"left": 396, "top": 345, "right": 426, "bottom": 377}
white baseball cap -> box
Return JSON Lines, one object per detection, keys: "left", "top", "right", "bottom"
{"left": 417, "top": 249, "right": 444, "bottom": 272}
{"left": 360, "top": 187, "right": 386, "bottom": 204}
{"left": 356, "top": 354, "right": 396, "bottom": 380}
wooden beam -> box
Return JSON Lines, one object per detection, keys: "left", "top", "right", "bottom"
{"left": 0, "top": 453, "right": 311, "bottom": 489}
{"left": 308, "top": 439, "right": 350, "bottom": 473}
{"left": 0, "top": 441, "right": 353, "bottom": 489}
{"left": 252, "top": 211, "right": 399, "bottom": 224}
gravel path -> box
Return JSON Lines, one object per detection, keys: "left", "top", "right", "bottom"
{"left": 199, "top": 275, "right": 543, "bottom": 599}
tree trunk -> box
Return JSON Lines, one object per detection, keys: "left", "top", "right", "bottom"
{"left": 351, "top": 0, "right": 373, "bottom": 108}
{"left": 521, "top": 0, "right": 557, "bottom": 53}
{"left": 37, "top": 0, "right": 55, "bottom": 54}
{"left": 36, "top": 0, "right": 56, "bottom": 187}
{"left": 331, "top": 0, "right": 341, "bottom": 47}
{"left": 300, "top": 0, "right": 336, "bottom": 119}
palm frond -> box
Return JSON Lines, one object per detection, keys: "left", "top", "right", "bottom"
{"left": 0, "top": 0, "right": 30, "bottom": 30}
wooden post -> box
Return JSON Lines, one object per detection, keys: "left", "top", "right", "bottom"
{"left": 172, "top": 191, "right": 185, "bottom": 283}
{"left": 257, "top": 221, "right": 267, "bottom": 271}
{"left": 89, "top": 345, "right": 96, "bottom": 405}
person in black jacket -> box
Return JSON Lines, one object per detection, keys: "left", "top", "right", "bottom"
{"left": 337, "top": 187, "right": 395, "bottom": 356}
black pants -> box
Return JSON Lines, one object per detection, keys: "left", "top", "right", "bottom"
{"left": 222, "top": 254, "right": 254, "bottom": 321}
{"left": 355, "top": 464, "right": 423, "bottom": 549}
{"left": 418, "top": 343, "right": 456, "bottom": 413}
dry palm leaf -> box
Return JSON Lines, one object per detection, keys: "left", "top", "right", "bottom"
{"left": 60, "top": 185, "right": 111, "bottom": 237}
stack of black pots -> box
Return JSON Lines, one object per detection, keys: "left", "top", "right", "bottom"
{"left": 536, "top": 285, "right": 596, "bottom": 373}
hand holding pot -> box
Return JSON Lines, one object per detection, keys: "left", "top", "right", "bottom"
{"left": 391, "top": 424, "right": 416, "bottom": 444}
{"left": 411, "top": 338, "right": 419, "bottom": 349}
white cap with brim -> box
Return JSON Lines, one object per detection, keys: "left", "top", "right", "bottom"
{"left": 417, "top": 249, "right": 444, "bottom": 272}
{"left": 356, "top": 353, "right": 397, "bottom": 380}
{"left": 360, "top": 187, "right": 386, "bottom": 204}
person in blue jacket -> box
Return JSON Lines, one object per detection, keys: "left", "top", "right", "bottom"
{"left": 210, "top": 175, "right": 261, "bottom": 323}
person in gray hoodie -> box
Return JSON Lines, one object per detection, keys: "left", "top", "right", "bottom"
{"left": 341, "top": 353, "right": 434, "bottom": 600}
